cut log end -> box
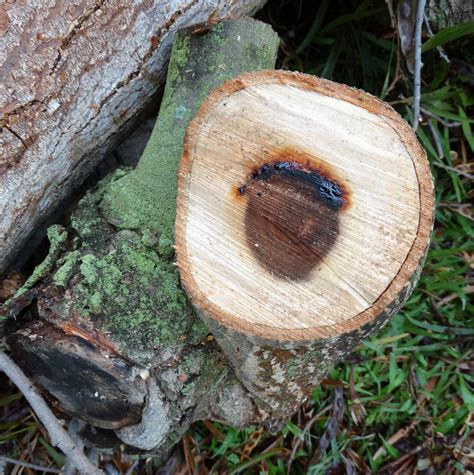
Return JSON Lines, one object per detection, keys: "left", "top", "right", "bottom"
{"left": 8, "top": 320, "right": 147, "bottom": 430}
{"left": 176, "top": 70, "right": 434, "bottom": 342}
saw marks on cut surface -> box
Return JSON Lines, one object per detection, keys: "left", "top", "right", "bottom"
{"left": 177, "top": 73, "right": 421, "bottom": 332}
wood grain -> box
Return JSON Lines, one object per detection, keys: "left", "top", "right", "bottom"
{"left": 176, "top": 70, "right": 434, "bottom": 341}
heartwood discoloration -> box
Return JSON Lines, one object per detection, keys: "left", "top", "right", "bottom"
{"left": 233, "top": 147, "right": 350, "bottom": 280}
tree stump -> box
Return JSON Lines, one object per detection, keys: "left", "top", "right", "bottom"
{"left": 176, "top": 71, "right": 434, "bottom": 415}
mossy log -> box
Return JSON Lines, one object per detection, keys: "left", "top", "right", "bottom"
{"left": 0, "top": 0, "right": 265, "bottom": 275}
{"left": 4, "top": 18, "right": 280, "bottom": 452}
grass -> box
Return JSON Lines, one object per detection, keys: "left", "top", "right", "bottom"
{"left": 180, "top": 1, "right": 473, "bottom": 473}
{"left": 1, "top": 0, "right": 473, "bottom": 473}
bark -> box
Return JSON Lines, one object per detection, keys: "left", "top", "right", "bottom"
{"left": 0, "top": 0, "right": 265, "bottom": 275}
{"left": 3, "top": 18, "right": 280, "bottom": 452}
{"left": 427, "top": 0, "right": 473, "bottom": 28}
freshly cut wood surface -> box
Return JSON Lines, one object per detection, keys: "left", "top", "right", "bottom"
{"left": 176, "top": 70, "right": 433, "bottom": 341}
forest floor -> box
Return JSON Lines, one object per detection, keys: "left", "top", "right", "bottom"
{"left": 1, "top": 0, "right": 473, "bottom": 474}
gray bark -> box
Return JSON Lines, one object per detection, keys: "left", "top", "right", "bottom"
{"left": 0, "top": 0, "right": 265, "bottom": 275}
{"left": 427, "top": 0, "right": 473, "bottom": 28}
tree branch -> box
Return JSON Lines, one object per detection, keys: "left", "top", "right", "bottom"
{"left": 0, "top": 457, "right": 61, "bottom": 474}
{"left": 0, "top": 352, "right": 102, "bottom": 475}
{"left": 412, "top": 0, "right": 427, "bottom": 130}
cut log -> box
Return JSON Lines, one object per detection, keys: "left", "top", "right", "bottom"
{"left": 176, "top": 70, "right": 434, "bottom": 413}
{"left": 0, "top": 0, "right": 265, "bottom": 275}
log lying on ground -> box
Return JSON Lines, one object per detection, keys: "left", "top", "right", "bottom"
{"left": 176, "top": 70, "right": 434, "bottom": 415}
{"left": 3, "top": 18, "right": 434, "bottom": 453}
{"left": 0, "top": 0, "right": 265, "bottom": 275}
{"left": 4, "top": 18, "right": 280, "bottom": 452}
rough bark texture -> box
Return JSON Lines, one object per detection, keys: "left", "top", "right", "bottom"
{"left": 3, "top": 18, "right": 280, "bottom": 452}
{"left": 427, "top": 0, "right": 473, "bottom": 28}
{"left": 0, "top": 0, "right": 265, "bottom": 275}
{"left": 196, "top": 244, "right": 429, "bottom": 421}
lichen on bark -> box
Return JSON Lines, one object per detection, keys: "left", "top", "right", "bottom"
{"left": 100, "top": 20, "right": 279, "bottom": 254}
{"left": 427, "top": 0, "right": 473, "bottom": 28}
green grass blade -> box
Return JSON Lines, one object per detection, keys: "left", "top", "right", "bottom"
{"left": 422, "top": 21, "right": 474, "bottom": 53}
{"left": 39, "top": 437, "right": 65, "bottom": 467}
{"left": 458, "top": 106, "right": 474, "bottom": 151}
{"left": 321, "top": 39, "right": 343, "bottom": 79}
{"left": 296, "top": 0, "right": 329, "bottom": 54}
{"left": 229, "top": 448, "right": 282, "bottom": 474}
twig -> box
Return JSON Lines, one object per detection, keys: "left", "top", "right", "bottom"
{"left": 438, "top": 202, "right": 473, "bottom": 221}
{"left": 385, "top": 0, "right": 397, "bottom": 29}
{"left": 384, "top": 0, "right": 403, "bottom": 96}
{"left": 423, "top": 13, "right": 450, "bottom": 63}
{"left": 0, "top": 456, "right": 62, "bottom": 474}
{"left": 0, "top": 352, "right": 103, "bottom": 475}
{"left": 373, "top": 421, "right": 417, "bottom": 460}
{"left": 426, "top": 119, "right": 445, "bottom": 158}
{"left": 435, "top": 285, "right": 474, "bottom": 307}
{"left": 421, "top": 107, "right": 461, "bottom": 128}
{"left": 64, "top": 419, "right": 86, "bottom": 475}
{"left": 432, "top": 161, "right": 474, "bottom": 180}
{"left": 378, "top": 440, "right": 432, "bottom": 472}
{"left": 412, "top": 0, "right": 427, "bottom": 130}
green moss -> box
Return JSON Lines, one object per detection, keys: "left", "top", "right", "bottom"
{"left": 79, "top": 254, "right": 99, "bottom": 285}
{"left": 72, "top": 227, "right": 196, "bottom": 361}
{"left": 13, "top": 225, "right": 68, "bottom": 299}
{"left": 141, "top": 229, "right": 159, "bottom": 249}
{"left": 53, "top": 251, "right": 79, "bottom": 287}
{"left": 166, "top": 34, "right": 190, "bottom": 87}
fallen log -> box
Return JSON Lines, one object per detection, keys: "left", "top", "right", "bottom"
{"left": 0, "top": 0, "right": 265, "bottom": 275}
{"left": 3, "top": 18, "right": 434, "bottom": 453}
{"left": 5, "top": 18, "right": 280, "bottom": 452}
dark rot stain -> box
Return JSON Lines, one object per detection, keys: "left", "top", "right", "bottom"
{"left": 239, "top": 150, "right": 349, "bottom": 281}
